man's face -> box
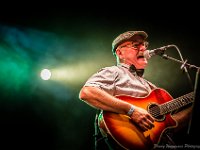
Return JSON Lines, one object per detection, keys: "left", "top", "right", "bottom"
{"left": 116, "top": 35, "right": 148, "bottom": 69}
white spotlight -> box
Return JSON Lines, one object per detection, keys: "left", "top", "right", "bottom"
{"left": 40, "top": 69, "right": 51, "bottom": 80}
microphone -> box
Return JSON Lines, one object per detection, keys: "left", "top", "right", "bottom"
{"left": 143, "top": 45, "right": 174, "bottom": 59}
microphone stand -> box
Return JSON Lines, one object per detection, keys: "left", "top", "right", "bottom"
{"left": 161, "top": 53, "right": 200, "bottom": 142}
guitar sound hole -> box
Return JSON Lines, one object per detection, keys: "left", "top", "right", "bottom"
{"left": 148, "top": 103, "right": 165, "bottom": 121}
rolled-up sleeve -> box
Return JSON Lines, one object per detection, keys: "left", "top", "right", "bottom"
{"left": 84, "top": 67, "right": 118, "bottom": 95}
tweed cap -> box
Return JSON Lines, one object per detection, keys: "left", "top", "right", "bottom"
{"left": 112, "top": 31, "right": 148, "bottom": 55}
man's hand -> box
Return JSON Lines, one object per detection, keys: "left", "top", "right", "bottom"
{"left": 130, "top": 106, "right": 155, "bottom": 131}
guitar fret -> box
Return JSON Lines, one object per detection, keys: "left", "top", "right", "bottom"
{"left": 160, "top": 104, "right": 168, "bottom": 114}
{"left": 174, "top": 100, "right": 181, "bottom": 109}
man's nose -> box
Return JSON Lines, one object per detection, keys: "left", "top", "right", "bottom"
{"left": 138, "top": 45, "right": 146, "bottom": 51}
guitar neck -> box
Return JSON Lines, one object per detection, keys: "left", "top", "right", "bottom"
{"left": 160, "top": 92, "right": 194, "bottom": 115}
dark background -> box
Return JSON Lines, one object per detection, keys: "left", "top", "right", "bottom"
{"left": 0, "top": 4, "right": 199, "bottom": 150}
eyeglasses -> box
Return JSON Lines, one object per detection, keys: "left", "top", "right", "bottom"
{"left": 119, "top": 41, "right": 149, "bottom": 49}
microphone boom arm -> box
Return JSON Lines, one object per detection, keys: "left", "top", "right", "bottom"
{"left": 161, "top": 54, "right": 200, "bottom": 70}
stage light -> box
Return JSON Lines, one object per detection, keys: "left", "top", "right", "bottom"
{"left": 40, "top": 69, "right": 51, "bottom": 80}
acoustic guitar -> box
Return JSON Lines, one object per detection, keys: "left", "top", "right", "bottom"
{"left": 98, "top": 88, "right": 194, "bottom": 150}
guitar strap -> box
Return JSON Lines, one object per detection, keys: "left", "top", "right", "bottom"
{"left": 94, "top": 110, "right": 121, "bottom": 150}
{"left": 94, "top": 109, "right": 100, "bottom": 150}
{"left": 94, "top": 109, "right": 111, "bottom": 150}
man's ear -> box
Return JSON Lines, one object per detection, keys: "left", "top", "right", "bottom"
{"left": 115, "top": 48, "right": 122, "bottom": 59}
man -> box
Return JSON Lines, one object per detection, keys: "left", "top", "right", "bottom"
{"left": 79, "top": 31, "right": 191, "bottom": 149}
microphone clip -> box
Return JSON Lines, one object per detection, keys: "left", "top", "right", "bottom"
{"left": 154, "top": 46, "right": 168, "bottom": 56}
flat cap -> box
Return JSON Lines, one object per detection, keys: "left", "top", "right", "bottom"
{"left": 112, "top": 31, "right": 148, "bottom": 55}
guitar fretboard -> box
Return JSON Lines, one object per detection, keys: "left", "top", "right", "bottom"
{"left": 160, "top": 92, "right": 194, "bottom": 115}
